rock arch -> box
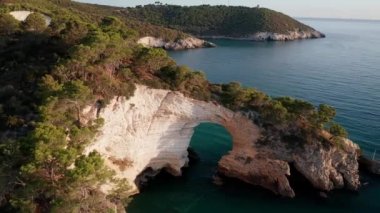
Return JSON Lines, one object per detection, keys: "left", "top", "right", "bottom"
{"left": 84, "top": 85, "right": 261, "bottom": 191}
{"left": 84, "top": 85, "right": 360, "bottom": 197}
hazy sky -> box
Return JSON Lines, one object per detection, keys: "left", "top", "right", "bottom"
{"left": 77, "top": 0, "right": 380, "bottom": 20}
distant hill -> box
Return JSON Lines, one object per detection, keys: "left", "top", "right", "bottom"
{"left": 124, "top": 4, "right": 323, "bottom": 38}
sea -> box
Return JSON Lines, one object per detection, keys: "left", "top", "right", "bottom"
{"left": 127, "top": 19, "right": 380, "bottom": 213}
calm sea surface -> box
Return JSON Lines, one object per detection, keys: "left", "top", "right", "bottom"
{"left": 127, "top": 19, "right": 380, "bottom": 213}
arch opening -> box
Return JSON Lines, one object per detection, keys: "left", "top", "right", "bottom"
{"left": 134, "top": 122, "right": 233, "bottom": 190}
{"left": 188, "top": 123, "right": 233, "bottom": 174}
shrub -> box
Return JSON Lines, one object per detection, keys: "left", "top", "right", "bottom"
{"left": 329, "top": 123, "right": 348, "bottom": 138}
{"left": 317, "top": 104, "right": 336, "bottom": 124}
{"left": 260, "top": 100, "right": 288, "bottom": 124}
{"left": 0, "top": 13, "right": 19, "bottom": 35}
{"left": 23, "top": 12, "right": 47, "bottom": 32}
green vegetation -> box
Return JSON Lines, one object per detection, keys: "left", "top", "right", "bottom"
{"left": 0, "top": 13, "right": 20, "bottom": 35}
{"left": 0, "top": 1, "right": 214, "bottom": 211}
{"left": 125, "top": 5, "right": 315, "bottom": 37}
{"left": 0, "top": 0, "right": 348, "bottom": 211}
{"left": 23, "top": 12, "right": 47, "bottom": 32}
{"left": 211, "top": 83, "right": 347, "bottom": 145}
{"left": 329, "top": 123, "right": 348, "bottom": 138}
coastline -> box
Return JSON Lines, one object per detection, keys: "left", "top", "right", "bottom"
{"left": 198, "top": 30, "right": 326, "bottom": 41}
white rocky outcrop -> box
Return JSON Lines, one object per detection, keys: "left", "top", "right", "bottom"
{"left": 9, "top": 10, "right": 51, "bottom": 26}
{"left": 83, "top": 85, "right": 259, "bottom": 193}
{"left": 84, "top": 85, "right": 360, "bottom": 197}
{"left": 202, "top": 30, "right": 325, "bottom": 41}
{"left": 137, "top": 36, "right": 215, "bottom": 50}
{"left": 251, "top": 30, "right": 325, "bottom": 41}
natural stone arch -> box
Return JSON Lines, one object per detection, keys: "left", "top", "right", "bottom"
{"left": 84, "top": 85, "right": 261, "bottom": 192}
{"left": 84, "top": 85, "right": 360, "bottom": 198}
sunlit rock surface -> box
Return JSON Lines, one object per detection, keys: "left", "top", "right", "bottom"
{"left": 84, "top": 85, "right": 360, "bottom": 197}
{"left": 9, "top": 10, "right": 51, "bottom": 25}
{"left": 138, "top": 36, "right": 215, "bottom": 50}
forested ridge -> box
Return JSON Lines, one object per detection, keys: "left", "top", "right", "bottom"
{"left": 124, "top": 4, "right": 315, "bottom": 37}
{"left": 0, "top": 0, "right": 347, "bottom": 212}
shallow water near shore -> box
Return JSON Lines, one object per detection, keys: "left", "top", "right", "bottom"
{"left": 127, "top": 19, "right": 380, "bottom": 212}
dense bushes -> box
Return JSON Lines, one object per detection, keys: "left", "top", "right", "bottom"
{"left": 0, "top": 1, "right": 209, "bottom": 210}
{"left": 211, "top": 82, "right": 346, "bottom": 142}
{"left": 23, "top": 12, "right": 47, "bottom": 32}
{"left": 0, "top": 13, "right": 19, "bottom": 35}
{"left": 0, "top": 3, "right": 140, "bottom": 211}
{"left": 159, "top": 65, "right": 211, "bottom": 100}
{"left": 329, "top": 123, "right": 348, "bottom": 138}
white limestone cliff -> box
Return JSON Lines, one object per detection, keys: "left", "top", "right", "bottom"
{"left": 9, "top": 10, "right": 51, "bottom": 26}
{"left": 137, "top": 36, "right": 216, "bottom": 50}
{"left": 83, "top": 85, "right": 259, "bottom": 193}
{"left": 83, "top": 85, "right": 360, "bottom": 197}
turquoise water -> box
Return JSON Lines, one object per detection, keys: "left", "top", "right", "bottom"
{"left": 128, "top": 19, "right": 380, "bottom": 212}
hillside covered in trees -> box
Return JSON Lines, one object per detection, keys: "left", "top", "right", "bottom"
{"left": 124, "top": 4, "right": 318, "bottom": 37}
{"left": 1, "top": 0, "right": 346, "bottom": 212}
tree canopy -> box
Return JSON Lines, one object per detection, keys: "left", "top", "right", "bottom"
{"left": 0, "top": 13, "right": 19, "bottom": 35}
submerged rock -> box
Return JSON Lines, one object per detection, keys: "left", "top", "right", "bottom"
{"left": 319, "top": 191, "right": 328, "bottom": 199}
{"left": 359, "top": 156, "right": 380, "bottom": 175}
{"left": 213, "top": 175, "right": 224, "bottom": 186}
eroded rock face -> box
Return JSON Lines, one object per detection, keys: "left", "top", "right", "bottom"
{"left": 218, "top": 135, "right": 360, "bottom": 197}
{"left": 84, "top": 85, "right": 360, "bottom": 197}
{"left": 137, "top": 36, "right": 216, "bottom": 50}
{"left": 218, "top": 152, "right": 295, "bottom": 197}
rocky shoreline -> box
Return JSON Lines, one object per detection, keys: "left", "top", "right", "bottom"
{"left": 200, "top": 30, "right": 326, "bottom": 41}
{"left": 137, "top": 36, "right": 216, "bottom": 50}
{"left": 138, "top": 30, "right": 325, "bottom": 50}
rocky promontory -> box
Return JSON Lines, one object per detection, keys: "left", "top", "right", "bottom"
{"left": 83, "top": 85, "right": 361, "bottom": 197}
{"left": 218, "top": 131, "right": 360, "bottom": 197}
{"left": 126, "top": 5, "right": 326, "bottom": 43}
